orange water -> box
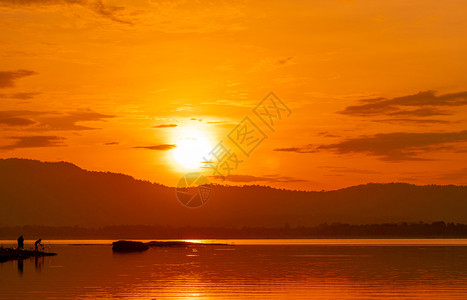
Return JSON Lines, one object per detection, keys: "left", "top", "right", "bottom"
{"left": 1, "top": 239, "right": 466, "bottom": 299}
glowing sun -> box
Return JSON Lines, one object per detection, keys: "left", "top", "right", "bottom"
{"left": 172, "top": 129, "right": 212, "bottom": 169}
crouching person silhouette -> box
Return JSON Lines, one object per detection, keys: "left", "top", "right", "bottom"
{"left": 35, "top": 239, "right": 43, "bottom": 251}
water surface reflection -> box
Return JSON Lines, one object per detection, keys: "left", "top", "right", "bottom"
{"left": 0, "top": 240, "right": 466, "bottom": 299}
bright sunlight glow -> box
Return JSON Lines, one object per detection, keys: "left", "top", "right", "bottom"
{"left": 172, "top": 128, "right": 212, "bottom": 169}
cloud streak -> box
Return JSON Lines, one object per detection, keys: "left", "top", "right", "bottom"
{"left": 274, "top": 145, "right": 316, "bottom": 154}
{"left": 437, "top": 168, "right": 467, "bottom": 181}
{"left": 340, "top": 90, "right": 467, "bottom": 117}
{"left": 0, "top": 70, "right": 37, "bottom": 88}
{"left": 371, "top": 118, "right": 451, "bottom": 125}
{"left": 211, "top": 174, "right": 307, "bottom": 183}
{"left": 0, "top": 135, "right": 65, "bottom": 150}
{"left": 318, "top": 166, "right": 382, "bottom": 174}
{"left": 0, "top": 0, "right": 132, "bottom": 24}
{"left": 133, "top": 144, "right": 176, "bottom": 151}
{"left": 36, "top": 111, "right": 115, "bottom": 131}
{"left": 275, "top": 130, "right": 467, "bottom": 161}
{"left": 0, "top": 110, "right": 115, "bottom": 131}
{"left": 153, "top": 124, "right": 177, "bottom": 128}
{"left": 0, "top": 117, "right": 36, "bottom": 126}
{"left": 0, "top": 92, "right": 39, "bottom": 100}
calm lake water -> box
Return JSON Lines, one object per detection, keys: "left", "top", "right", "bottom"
{"left": 1, "top": 239, "right": 467, "bottom": 299}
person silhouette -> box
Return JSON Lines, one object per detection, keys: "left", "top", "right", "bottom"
{"left": 34, "top": 238, "right": 43, "bottom": 251}
{"left": 17, "top": 236, "right": 24, "bottom": 250}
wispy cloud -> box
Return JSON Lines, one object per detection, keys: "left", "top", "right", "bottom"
{"left": 387, "top": 108, "right": 450, "bottom": 117}
{"left": 250, "top": 56, "right": 295, "bottom": 72}
{"left": 371, "top": 118, "right": 451, "bottom": 125}
{"left": 317, "top": 131, "right": 340, "bottom": 138}
{"left": 340, "top": 90, "right": 467, "bottom": 117}
{"left": 0, "top": 0, "right": 133, "bottom": 24}
{"left": 36, "top": 111, "right": 115, "bottom": 131}
{"left": 274, "top": 145, "right": 316, "bottom": 154}
{"left": 0, "top": 0, "right": 246, "bottom": 30}
{"left": 90, "top": 0, "right": 132, "bottom": 24}
{"left": 211, "top": 174, "right": 307, "bottom": 183}
{"left": 0, "top": 117, "right": 36, "bottom": 126}
{"left": 0, "top": 70, "right": 37, "bottom": 88}
{"left": 0, "top": 110, "right": 115, "bottom": 131}
{"left": 0, "top": 92, "right": 39, "bottom": 100}
{"left": 0, "top": 135, "right": 65, "bottom": 150}
{"left": 437, "top": 168, "right": 467, "bottom": 181}
{"left": 275, "top": 130, "right": 467, "bottom": 161}
{"left": 133, "top": 144, "right": 176, "bottom": 151}
{"left": 153, "top": 124, "right": 177, "bottom": 128}
{"left": 318, "top": 166, "right": 382, "bottom": 174}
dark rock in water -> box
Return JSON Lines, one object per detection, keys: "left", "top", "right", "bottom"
{"left": 112, "top": 240, "right": 149, "bottom": 252}
{"left": 0, "top": 248, "right": 57, "bottom": 263}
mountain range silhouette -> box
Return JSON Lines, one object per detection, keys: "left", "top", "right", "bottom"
{"left": 0, "top": 158, "right": 466, "bottom": 227}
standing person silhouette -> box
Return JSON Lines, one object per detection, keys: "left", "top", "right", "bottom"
{"left": 17, "top": 236, "right": 24, "bottom": 250}
{"left": 34, "top": 238, "right": 43, "bottom": 251}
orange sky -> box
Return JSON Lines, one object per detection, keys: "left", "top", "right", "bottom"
{"left": 1, "top": 0, "right": 467, "bottom": 190}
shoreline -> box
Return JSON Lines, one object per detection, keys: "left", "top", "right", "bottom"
{"left": 0, "top": 248, "right": 57, "bottom": 263}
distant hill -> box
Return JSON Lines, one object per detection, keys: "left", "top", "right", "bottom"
{"left": 0, "top": 158, "right": 466, "bottom": 227}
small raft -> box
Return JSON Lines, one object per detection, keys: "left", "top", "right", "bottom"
{"left": 112, "top": 240, "right": 228, "bottom": 253}
{"left": 145, "top": 241, "right": 226, "bottom": 247}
